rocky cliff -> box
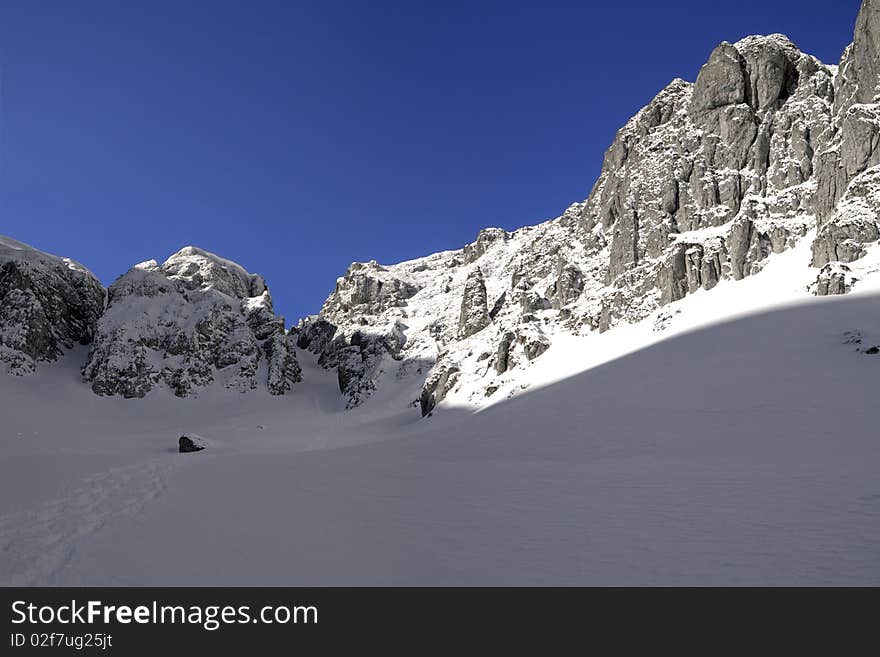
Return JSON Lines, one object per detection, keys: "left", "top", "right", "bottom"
{"left": 2, "top": 1, "right": 877, "bottom": 414}
{"left": 0, "top": 236, "right": 105, "bottom": 375}
{"left": 297, "top": 0, "right": 880, "bottom": 414}
{"left": 82, "top": 247, "right": 301, "bottom": 398}
{"left": 0, "top": 236, "right": 301, "bottom": 398}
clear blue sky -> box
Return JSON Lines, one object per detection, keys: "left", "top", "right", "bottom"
{"left": 0, "top": 0, "right": 862, "bottom": 321}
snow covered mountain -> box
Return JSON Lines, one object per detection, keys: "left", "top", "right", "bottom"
{"left": 1, "top": 239, "right": 300, "bottom": 397}
{"left": 1, "top": 0, "right": 878, "bottom": 414}
{"left": 0, "top": 235, "right": 104, "bottom": 375}
{"left": 296, "top": 0, "right": 880, "bottom": 414}
{"left": 81, "top": 246, "right": 302, "bottom": 398}
{"left": 1, "top": 0, "right": 878, "bottom": 588}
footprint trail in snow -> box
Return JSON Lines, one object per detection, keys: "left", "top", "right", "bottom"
{"left": 0, "top": 458, "right": 175, "bottom": 586}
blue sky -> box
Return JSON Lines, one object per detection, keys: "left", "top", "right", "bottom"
{"left": 0, "top": 0, "right": 861, "bottom": 321}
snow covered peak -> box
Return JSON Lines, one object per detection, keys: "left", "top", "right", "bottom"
{"left": 82, "top": 246, "right": 299, "bottom": 398}
{"left": 0, "top": 234, "right": 94, "bottom": 277}
{"left": 733, "top": 33, "right": 800, "bottom": 55}
{"left": 160, "top": 245, "right": 267, "bottom": 300}
{"left": 295, "top": 4, "right": 880, "bottom": 417}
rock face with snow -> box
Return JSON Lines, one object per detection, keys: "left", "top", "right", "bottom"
{"left": 82, "top": 247, "right": 300, "bottom": 398}
{"left": 0, "top": 236, "right": 105, "bottom": 375}
{"left": 3, "top": 2, "right": 878, "bottom": 416}
{"left": 458, "top": 268, "right": 491, "bottom": 338}
{"left": 298, "top": 1, "right": 880, "bottom": 414}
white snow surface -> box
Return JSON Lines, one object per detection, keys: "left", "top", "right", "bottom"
{"left": 2, "top": 237, "right": 879, "bottom": 585}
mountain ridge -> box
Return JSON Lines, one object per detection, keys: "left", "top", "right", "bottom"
{"left": 2, "top": 0, "right": 878, "bottom": 412}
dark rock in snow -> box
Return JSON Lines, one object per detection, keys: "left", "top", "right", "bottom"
{"left": 179, "top": 435, "right": 206, "bottom": 453}
{"left": 82, "top": 247, "right": 300, "bottom": 398}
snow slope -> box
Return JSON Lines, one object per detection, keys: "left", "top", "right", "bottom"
{"left": 2, "top": 241, "right": 878, "bottom": 584}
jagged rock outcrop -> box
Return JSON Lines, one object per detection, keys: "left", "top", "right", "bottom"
{"left": 459, "top": 268, "right": 491, "bottom": 338}
{"left": 419, "top": 363, "right": 460, "bottom": 416}
{"left": 587, "top": 31, "right": 835, "bottom": 327}
{"left": 294, "top": 2, "right": 880, "bottom": 416}
{"left": 834, "top": 0, "right": 880, "bottom": 117}
{"left": 4, "top": 5, "right": 877, "bottom": 415}
{"left": 494, "top": 331, "right": 516, "bottom": 374}
{"left": 811, "top": 1, "right": 880, "bottom": 284}
{"left": 294, "top": 316, "right": 338, "bottom": 355}
{"left": 814, "top": 263, "right": 856, "bottom": 296}
{"left": 321, "top": 260, "right": 420, "bottom": 319}
{"left": 463, "top": 228, "right": 509, "bottom": 263}
{"left": 293, "top": 261, "right": 417, "bottom": 408}
{"left": 553, "top": 259, "right": 584, "bottom": 307}
{"left": 518, "top": 324, "right": 550, "bottom": 361}
{"left": 179, "top": 434, "right": 207, "bottom": 453}
{"left": 0, "top": 236, "right": 105, "bottom": 375}
{"left": 813, "top": 158, "right": 880, "bottom": 267}
{"left": 82, "top": 247, "right": 300, "bottom": 398}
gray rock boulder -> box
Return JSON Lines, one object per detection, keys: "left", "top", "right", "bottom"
{"left": 179, "top": 434, "right": 207, "bottom": 453}
{"left": 495, "top": 331, "right": 516, "bottom": 374}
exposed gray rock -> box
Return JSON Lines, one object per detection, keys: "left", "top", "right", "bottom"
{"left": 300, "top": 2, "right": 877, "bottom": 416}
{"left": 264, "top": 333, "right": 302, "bottom": 395}
{"left": 834, "top": 0, "right": 880, "bottom": 117}
{"left": 179, "top": 434, "right": 207, "bottom": 453}
{"left": 812, "top": 166, "right": 880, "bottom": 267}
{"left": 812, "top": 218, "right": 879, "bottom": 266}
{"left": 583, "top": 32, "right": 835, "bottom": 326}
{"left": 554, "top": 260, "right": 584, "bottom": 307}
{"left": 463, "top": 228, "right": 509, "bottom": 263}
{"left": 518, "top": 289, "right": 552, "bottom": 314}
{"left": 495, "top": 331, "right": 516, "bottom": 374}
{"left": 606, "top": 210, "right": 639, "bottom": 284}
{"left": 690, "top": 43, "right": 747, "bottom": 112}
{"left": 488, "top": 291, "right": 507, "bottom": 320}
{"left": 0, "top": 236, "right": 105, "bottom": 375}
{"left": 727, "top": 218, "right": 755, "bottom": 280}
{"left": 82, "top": 247, "right": 300, "bottom": 398}
{"left": 814, "top": 263, "right": 856, "bottom": 296}
{"left": 518, "top": 324, "right": 550, "bottom": 361}
{"left": 658, "top": 243, "right": 688, "bottom": 305}
{"left": 459, "top": 267, "right": 491, "bottom": 338}
{"left": 322, "top": 260, "right": 420, "bottom": 319}
{"left": 294, "top": 316, "right": 338, "bottom": 354}
{"left": 840, "top": 105, "right": 880, "bottom": 180}
{"left": 419, "top": 364, "right": 460, "bottom": 416}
